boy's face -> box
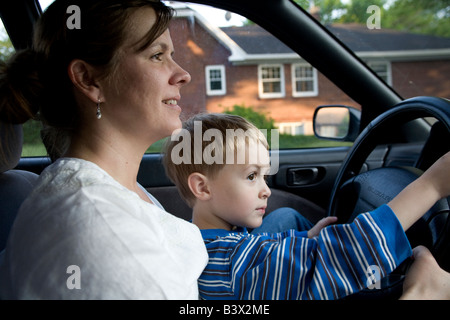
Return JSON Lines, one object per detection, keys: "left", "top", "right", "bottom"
{"left": 207, "top": 142, "right": 271, "bottom": 229}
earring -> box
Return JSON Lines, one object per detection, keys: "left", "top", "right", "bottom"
{"left": 96, "top": 99, "right": 102, "bottom": 119}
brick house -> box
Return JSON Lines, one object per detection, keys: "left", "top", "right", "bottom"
{"left": 169, "top": 5, "right": 450, "bottom": 135}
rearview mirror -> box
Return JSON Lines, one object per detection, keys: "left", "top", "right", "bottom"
{"left": 313, "top": 105, "right": 361, "bottom": 142}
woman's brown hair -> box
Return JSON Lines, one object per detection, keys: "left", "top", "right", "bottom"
{"left": 0, "top": 0, "right": 174, "bottom": 160}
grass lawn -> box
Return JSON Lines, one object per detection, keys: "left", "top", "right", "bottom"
{"left": 23, "top": 134, "right": 352, "bottom": 157}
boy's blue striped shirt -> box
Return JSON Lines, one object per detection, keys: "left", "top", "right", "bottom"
{"left": 199, "top": 204, "right": 411, "bottom": 300}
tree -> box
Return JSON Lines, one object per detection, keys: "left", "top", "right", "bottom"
{"left": 382, "top": 0, "right": 450, "bottom": 37}
{"left": 339, "top": 0, "right": 386, "bottom": 24}
{"left": 293, "top": 0, "right": 346, "bottom": 25}
{"left": 293, "top": 0, "right": 450, "bottom": 37}
{"left": 223, "top": 105, "right": 277, "bottom": 147}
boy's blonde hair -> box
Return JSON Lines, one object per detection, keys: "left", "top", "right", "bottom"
{"left": 163, "top": 113, "right": 269, "bottom": 207}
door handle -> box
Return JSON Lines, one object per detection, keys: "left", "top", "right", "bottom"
{"left": 287, "top": 167, "right": 320, "bottom": 186}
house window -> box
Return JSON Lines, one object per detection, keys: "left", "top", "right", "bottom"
{"left": 292, "top": 63, "right": 318, "bottom": 97}
{"left": 206, "top": 65, "right": 226, "bottom": 95}
{"left": 366, "top": 60, "right": 392, "bottom": 85}
{"left": 278, "top": 122, "right": 305, "bottom": 135}
{"left": 258, "top": 64, "right": 285, "bottom": 98}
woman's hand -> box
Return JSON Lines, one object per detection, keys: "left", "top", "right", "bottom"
{"left": 400, "top": 245, "right": 450, "bottom": 300}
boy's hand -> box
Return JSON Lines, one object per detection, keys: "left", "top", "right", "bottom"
{"left": 308, "top": 216, "right": 338, "bottom": 238}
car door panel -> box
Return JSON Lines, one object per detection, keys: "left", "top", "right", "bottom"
{"left": 270, "top": 147, "right": 350, "bottom": 209}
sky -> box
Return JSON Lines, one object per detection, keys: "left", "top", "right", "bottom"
{"left": 184, "top": 3, "right": 246, "bottom": 26}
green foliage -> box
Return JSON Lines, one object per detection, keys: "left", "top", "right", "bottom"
{"left": 21, "top": 120, "right": 47, "bottom": 157}
{"left": 222, "top": 104, "right": 351, "bottom": 149}
{"left": 223, "top": 104, "right": 277, "bottom": 147}
{"left": 146, "top": 137, "right": 169, "bottom": 153}
{"left": 382, "top": 0, "right": 450, "bottom": 37}
{"left": 22, "top": 119, "right": 43, "bottom": 144}
{"left": 0, "top": 29, "right": 14, "bottom": 61}
{"left": 293, "top": 0, "right": 450, "bottom": 37}
{"left": 278, "top": 133, "right": 352, "bottom": 149}
{"left": 339, "top": 0, "right": 386, "bottom": 24}
{"left": 223, "top": 104, "right": 276, "bottom": 130}
{"left": 21, "top": 143, "right": 47, "bottom": 157}
{"left": 23, "top": 103, "right": 351, "bottom": 156}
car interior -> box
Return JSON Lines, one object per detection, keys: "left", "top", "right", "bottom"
{"left": 0, "top": 0, "right": 449, "bottom": 300}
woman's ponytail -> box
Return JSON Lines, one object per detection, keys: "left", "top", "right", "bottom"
{"left": 0, "top": 49, "right": 43, "bottom": 124}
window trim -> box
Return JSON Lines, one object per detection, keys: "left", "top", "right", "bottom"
{"left": 205, "top": 65, "right": 226, "bottom": 96}
{"left": 258, "top": 64, "right": 285, "bottom": 99}
{"left": 291, "top": 63, "right": 318, "bottom": 97}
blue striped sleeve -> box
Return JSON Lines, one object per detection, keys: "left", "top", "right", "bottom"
{"left": 198, "top": 204, "right": 412, "bottom": 300}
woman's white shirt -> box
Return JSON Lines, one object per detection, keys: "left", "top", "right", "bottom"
{"left": 0, "top": 158, "right": 208, "bottom": 299}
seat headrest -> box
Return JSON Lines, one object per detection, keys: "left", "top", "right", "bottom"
{"left": 0, "top": 121, "right": 23, "bottom": 173}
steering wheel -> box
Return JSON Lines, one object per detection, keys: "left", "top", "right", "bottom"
{"left": 328, "top": 96, "right": 450, "bottom": 299}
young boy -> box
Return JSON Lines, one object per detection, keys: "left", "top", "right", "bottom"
{"left": 163, "top": 112, "right": 450, "bottom": 300}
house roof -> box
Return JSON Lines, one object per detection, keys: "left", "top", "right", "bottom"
{"left": 173, "top": 5, "right": 450, "bottom": 64}
{"left": 220, "top": 25, "right": 292, "bottom": 55}
{"left": 220, "top": 23, "right": 450, "bottom": 63}
{"left": 327, "top": 24, "right": 450, "bottom": 52}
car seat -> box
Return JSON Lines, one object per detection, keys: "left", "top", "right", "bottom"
{"left": 0, "top": 121, "right": 39, "bottom": 252}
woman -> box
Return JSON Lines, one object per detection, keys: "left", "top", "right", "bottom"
{"left": 1, "top": 0, "right": 449, "bottom": 301}
{"left": 0, "top": 0, "right": 207, "bottom": 299}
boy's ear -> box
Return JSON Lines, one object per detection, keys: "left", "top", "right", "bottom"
{"left": 67, "top": 59, "right": 101, "bottom": 104}
{"left": 188, "top": 172, "right": 211, "bottom": 201}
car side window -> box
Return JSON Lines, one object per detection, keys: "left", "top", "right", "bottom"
{"left": 0, "top": 18, "right": 47, "bottom": 157}
{"left": 4, "top": 0, "right": 450, "bottom": 158}
{"left": 154, "top": 0, "right": 450, "bottom": 152}
{"left": 166, "top": 2, "right": 356, "bottom": 153}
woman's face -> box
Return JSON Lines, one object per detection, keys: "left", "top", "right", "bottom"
{"left": 99, "top": 7, "right": 191, "bottom": 147}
